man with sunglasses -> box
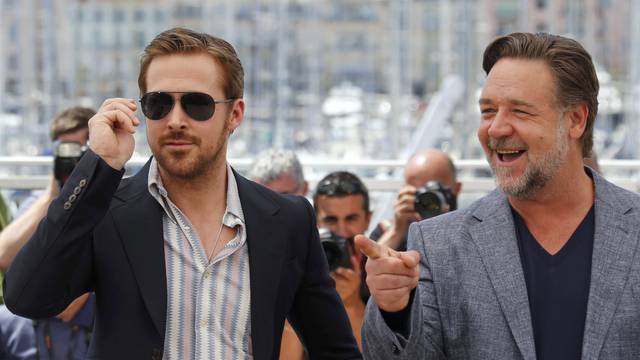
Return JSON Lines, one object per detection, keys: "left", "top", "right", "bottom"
{"left": 4, "top": 28, "right": 361, "bottom": 360}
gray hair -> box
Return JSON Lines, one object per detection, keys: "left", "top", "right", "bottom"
{"left": 248, "top": 149, "right": 305, "bottom": 191}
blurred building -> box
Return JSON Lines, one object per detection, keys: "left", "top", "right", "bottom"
{"left": 0, "top": 0, "right": 638, "bottom": 160}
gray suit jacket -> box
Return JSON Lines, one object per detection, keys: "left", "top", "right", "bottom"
{"left": 363, "top": 170, "right": 640, "bottom": 359}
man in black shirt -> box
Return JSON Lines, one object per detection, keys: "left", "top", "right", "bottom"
{"left": 356, "top": 32, "right": 640, "bottom": 359}
{"left": 514, "top": 206, "right": 594, "bottom": 359}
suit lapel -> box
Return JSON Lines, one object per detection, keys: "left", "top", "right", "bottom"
{"left": 582, "top": 173, "right": 638, "bottom": 358}
{"left": 106, "top": 164, "right": 291, "bottom": 353}
{"left": 234, "top": 171, "right": 284, "bottom": 360}
{"left": 469, "top": 190, "right": 536, "bottom": 360}
{"left": 111, "top": 161, "right": 167, "bottom": 339}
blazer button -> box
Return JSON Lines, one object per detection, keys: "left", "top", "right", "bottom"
{"left": 392, "top": 343, "right": 400, "bottom": 355}
{"left": 73, "top": 186, "right": 82, "bottom": 195}
{"left": 79, "top": 179, "right": 87, "bottom": 187}
{"left": 68, "top": 194, "right": 77, "bottom": 202}
{"left": 63, "top": 201, "right": 72, "bottom": 210}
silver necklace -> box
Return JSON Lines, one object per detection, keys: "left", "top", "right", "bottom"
{"left": 207, "top": 220, "right": 225, "bottom": 262}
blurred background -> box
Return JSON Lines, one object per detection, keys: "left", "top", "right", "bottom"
{"left": 1, "top": 0, "right": 640, "bottom": 216}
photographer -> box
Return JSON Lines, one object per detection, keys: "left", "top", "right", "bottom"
{"left": 250, "top": 156, "right": 365, "bottom": 359}
{"left": 313, "top": 171, "right": 371, "bottom": 351}
{"left": 0, "top": 106, "right": 95, "bottom": 359}
{"left": 374, "top": 149, "right": 461, "bottom": 251}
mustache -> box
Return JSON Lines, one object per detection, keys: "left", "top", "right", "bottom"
{"left": 487, "top": 137, "right": 528, "bottom": 151}
{"left": 159, "top": 131, "right": 200, "bottom": 145}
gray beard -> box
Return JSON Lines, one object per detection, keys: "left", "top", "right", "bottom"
{"left": 493, "top": 164, "right": 553, "bottom": 199}
{"left": 491, "top": 127, "right": 568, "bottom": 199}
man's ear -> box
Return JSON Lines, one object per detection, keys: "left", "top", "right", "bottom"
{"left": 567, "top": 102, "right": 589, "bottom": 140}
{"left": 453, "top": 181, "right": 462, "bottom": 195}
{"left": 227, "top": 99, "right": 245, "bottom": 134}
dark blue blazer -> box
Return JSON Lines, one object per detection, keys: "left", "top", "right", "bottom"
{"left": 4, "top": 150, "right": 361, "bottom": 360}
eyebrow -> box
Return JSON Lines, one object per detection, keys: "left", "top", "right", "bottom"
{"left": 478, "top": 98, "right": 536, "bottom": 108}
{"left": 320, "top": 215, "right": 338, "bottom": 221}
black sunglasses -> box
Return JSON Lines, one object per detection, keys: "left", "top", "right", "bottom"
{"left": 315, "top": 177, "right": 366, "bottom": 197}
{"left": 139, "top": 91, "right": 235, "bottom": 121}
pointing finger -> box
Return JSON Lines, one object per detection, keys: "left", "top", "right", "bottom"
{"left": 355, "top": 234, "right": 382, "bottom": 260}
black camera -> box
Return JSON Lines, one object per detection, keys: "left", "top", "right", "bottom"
{"left": 54, "top": 141, "right": 86, "bottom": 188}
{"left": 319, "top": 228, "right": 353, "bottom": 271}
{"left": 414, "top": 181, "right": 457, "bottom": 219}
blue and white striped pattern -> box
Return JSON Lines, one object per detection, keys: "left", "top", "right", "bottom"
{"left": 148, "top": 160, "right": 252, "bottom": 359}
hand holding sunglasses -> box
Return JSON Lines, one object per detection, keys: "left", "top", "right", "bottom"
{"left": 140, "top": 91, "right": 235, "bottom": 121}
{"left": 88, "top": 98, "right": 140, "bottom": 170}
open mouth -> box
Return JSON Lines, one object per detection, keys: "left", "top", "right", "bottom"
{"left": 496, "top": 149, "right": 526, "bottom": 163}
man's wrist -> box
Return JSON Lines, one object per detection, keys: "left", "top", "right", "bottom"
{"left": 392, "top": 219, "right": 410, "bottom": 234}
{"left": 380, "top": 289, "right": 415, "bottom": 337}
{"left": 101, "top": 156, "right": 126, "bottom": 171}
{"left": 343, "top": 293, "right": 365, "bottom": 309}
{"left": 39, "top": 190, "right": 57, "bottom": 206}
{"left": 386, "top": 226, "right": 407, "bottom": 250}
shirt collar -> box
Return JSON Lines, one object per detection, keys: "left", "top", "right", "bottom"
{"left": 147, "top": 158, "right": 245, "bottom": 224}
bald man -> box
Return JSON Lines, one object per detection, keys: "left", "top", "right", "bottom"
{"left": 376, "top": 149, "right": 461, "bottom": 250}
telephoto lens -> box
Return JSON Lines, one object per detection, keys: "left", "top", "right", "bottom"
{"left": 318, "top": 228, "right": 353, "bottom": 271}
{"left": 54, "top": 141, "right": 86, "bottom": 188}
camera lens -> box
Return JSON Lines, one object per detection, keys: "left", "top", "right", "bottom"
{"left": 415, "top": 191, "right": 444, "bottom": 219}
{"left": 54, "top": 141, "right": 86, "bottom": 187}
{"left": 318, "top": 228, "right": 352, "bottom": 271}
{"left": 321, "top": 241, "right": 342, "bottom": 271}
{"left": 54, "top": 142, "right": 84, "bottom": 157}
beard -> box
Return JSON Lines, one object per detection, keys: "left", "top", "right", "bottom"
{"left": 151, "top": 122, "right": 229, "bottom": 181}
{"left": 488, "top": 124, "right": 568, "bottom": 199}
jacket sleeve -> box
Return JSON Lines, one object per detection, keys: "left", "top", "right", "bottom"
{"left": 361, "top": 222, "right": 446, "bottom": 359}
{"left": 287, "top": 197, "right": 362, "bottom": 359}
{"left": 3, "top": 149, "right": 124, "bottom": 319}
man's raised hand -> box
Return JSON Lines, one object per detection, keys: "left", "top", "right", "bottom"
{"left": 88, "top": 98, "right": 140, "bottom": 170}
{"left": 355, "top": 235, "right": 419, "bottom": 312}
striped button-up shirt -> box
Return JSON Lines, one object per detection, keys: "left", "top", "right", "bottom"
{"left": 148, "top": 159, "right": 252, "bottom": 359}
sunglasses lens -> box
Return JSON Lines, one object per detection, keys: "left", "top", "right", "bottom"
{"left": 182, "top": 92, "right": 215, "bottom": 121}
{"left": 141, "top": 92, "right": 174, "bottom": 120}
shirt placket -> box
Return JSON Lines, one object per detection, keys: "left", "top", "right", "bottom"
{"left": 152, "top": 170, "right": 250, "bottom": 359}
{"left": 194, "top": 265, "right": 212, "bottom": 359}
{"left": 163, "top": 195, "right": 210, "bottom": 360}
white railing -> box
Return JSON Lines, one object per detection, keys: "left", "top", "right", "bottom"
{"left": 1, "top": 156, "right": 639, "bottom": 192}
